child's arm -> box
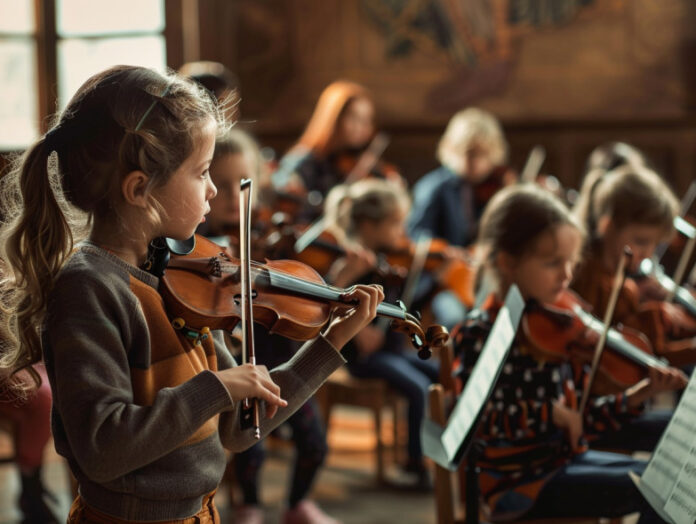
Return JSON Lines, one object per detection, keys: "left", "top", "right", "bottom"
{"left": 44, "top": 271, "right": 236, "bottom": 483}
{"left": 217, "top": 334, "right": 344, "bottom": 451}
{"left": 217, "top": 283, "right": 384, "bottom": 451}
{"left": 580, "top": 364, "right": 686, "bottom": 434}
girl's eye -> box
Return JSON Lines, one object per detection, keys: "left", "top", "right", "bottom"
{"left": 201, "top": 169, "right": 210, "bottom": 179}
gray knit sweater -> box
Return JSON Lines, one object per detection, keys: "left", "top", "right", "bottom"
{"left": 42, "top": 243, "right": 344, "bottom": 521}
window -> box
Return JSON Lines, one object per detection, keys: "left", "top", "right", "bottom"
{"left": 0, "top": 0, "right": 170, "bottom": 151}
{"left": 56, "top": 0, "right": 166, "bottom": 108}
{"left": 0, "top": 0, "right": 38, "bottom": 149}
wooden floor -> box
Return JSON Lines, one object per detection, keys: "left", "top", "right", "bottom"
{"left": 0, "top": 405, "right": 437, "bottom": 524}
{"left": 2, "top": 393, "right": 664, "bottom": 523}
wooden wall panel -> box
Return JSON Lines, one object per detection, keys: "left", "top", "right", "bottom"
{"left": 189, "top": 0, "right": 696, "bottom": 193}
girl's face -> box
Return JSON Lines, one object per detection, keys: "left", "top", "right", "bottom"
{"left": 207, "top": 152, "right": 255, "bottom": 231}
{"left": 601, "top": 221, "right": 666, "bottom": 274}
{"left": 335, "top": 97, "right": 375, "bottom": 150}
{"left": 154, "top": 119, "right": 218, "bottom": 240}
{"left": 500, "top": 224, "right": 582, "bottom": 304}
{"left": 356, "top": 208, "right": 406, "bottom": 252}
{"left": 463, "top": 142, "right": 496, "bottom": 183}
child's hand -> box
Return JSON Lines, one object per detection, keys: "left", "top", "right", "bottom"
{"left": 626, "top": 365, "right": 688, "bottom": 408}
{"left": 323, "top": 284, "right": 385, "bottom": 350}
{"left": 552, "top": 400, "right": 583, "bottom": 451}
{"left": 354, "top": 325, "right": 386, "bottom": 356}
{"left": 646, "top": 365, "right": 688, "bottom": 394}
{"left": 215, "top": 364, "right": 288, "bottom": 419}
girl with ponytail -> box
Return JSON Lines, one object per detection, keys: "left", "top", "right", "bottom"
{"left": 0, "top": 65, "right": 383, "bottom": 523}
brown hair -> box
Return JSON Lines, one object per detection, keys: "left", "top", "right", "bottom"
{"left": 294, "top": 80, "right": 373, "bottom": 157}
{"left": 478, "top": 184, "right": 584, "bottom": 274}
{"left": 0, "top": 65, "right": 225, "bottom": 389}
{"left": 322, "top": 178, "right": 409, "bottom": 244}
{"left": 573, "top": 163, "right": 678, "bottom": 240}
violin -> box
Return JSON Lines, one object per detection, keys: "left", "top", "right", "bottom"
{"left": 520, "top": 289, "right": 671, "bottom": 395}
{"left": 631, "top": 300, "right": 696, "bottom": 367}
{"left": 654, "top": 182, "right": 696, "bottom": 279}
{"left": 335, "top": 132, "right": 403, "bottom": 186}
{"left": 471, "top": 165, "right": 517, "bottom": 213}
{"left": 634, "top": 257, "right": 696, "bottom": 319}
{"left": 159, "top": 234, "right": 448, "bottom": 360}
{"left": 262, "top": 221, "right": 408, "bottom": 283}
{"left": 380, "top": 236, "right": 477, "bottom": 307}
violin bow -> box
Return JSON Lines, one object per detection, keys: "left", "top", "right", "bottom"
{"left": 239, "top": 178, "right": 261, "bottom": 439}
{"left": 399, "top": 235, "right": 433, "bottom": 310}
{"left": 667, "top": 216, "right": 696, "bottom": 302}
{"left": 519, "top": 145, "right": 546, "bottom": 184}
{"left": 344, "top": 132, "right": 390, "bottom": 185}
{"left": 578, "top": 246, "right": 633, "bottom": 415}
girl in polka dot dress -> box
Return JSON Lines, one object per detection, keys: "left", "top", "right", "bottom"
{"left": 450, "top": 184, "right": 685, "bottom": 523}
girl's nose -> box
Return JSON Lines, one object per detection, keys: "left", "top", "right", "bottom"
{"left": 207, "top": 179, "right": 218, "bottom": 199}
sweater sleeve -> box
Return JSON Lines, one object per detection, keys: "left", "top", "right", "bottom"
{"left": 574, "top": 362, "right": 643, "bottom": 433}
{"left": 44, "top": 270, "right": 233, "bottom": 483}
{"left": 219, "top": 334, "right": 345, "bottom": 451}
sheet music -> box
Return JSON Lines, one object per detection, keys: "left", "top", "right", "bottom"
{"left": 440, "top": 287, "right": 523, "bottom": 459}
{"left": 640, "top": 371, "right": 696, "bottom": 524}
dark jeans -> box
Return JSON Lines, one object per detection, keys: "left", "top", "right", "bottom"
{"left": 234, "top": 397, "right": 327, "bottom": 507}
{"left": 590, "top": 410, "right": 671, "bottom": 452}
{"left": 348, "top": 348, "right": 439, "bottom": 463}
{"left": 233, "top": 327, "right": 328, "bottom": 507}
{"left": 525, "top": 450, "right": 665, "bottom": 523}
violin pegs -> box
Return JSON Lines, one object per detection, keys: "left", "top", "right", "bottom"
{"left": 418, "top": 347, "right": 432, "bottom": 360}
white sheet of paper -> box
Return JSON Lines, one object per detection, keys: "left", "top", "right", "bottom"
{"left": 640, "top": 371, "right": 696, "bottom": 523}
{"left": 442, "top": 307, "right": 516, "bottom": 458}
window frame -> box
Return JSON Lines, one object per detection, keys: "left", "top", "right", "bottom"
{"left": 0, "top": 0, "right": 183, "bottom": 153}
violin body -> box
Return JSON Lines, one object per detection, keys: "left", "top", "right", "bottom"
{"left": 471, "top": 165, "right": 517, "bottom": 212}
{"left": 657, "top": 214, "right": 696, "bottom": 279}
{"left": 381, "top": 237, "right": 476, "bottom": 307}
{"left": 160, "top": 235, "right": 448, "bottom": 357}
{"left": 521, "top": 289, "right": 669, "bottom": 394}
{"left": 632, "top": 300, "right": 696, "bottom": 367}
{"left": 634, "top": 258, "right": 696, "bottom": 319}
{"left": 161, "top": 236, "right": 331, "bottom": 340}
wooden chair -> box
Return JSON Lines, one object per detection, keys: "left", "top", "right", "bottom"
{"left": 429, "top": 343, "right": 621, "bottom": 524}
{"left": 316, "top": 367, "right": 402, "bottom": 484}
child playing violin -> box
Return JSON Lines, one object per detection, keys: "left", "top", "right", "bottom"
{"left": 451, "top": 184, "right": 685, "bottom": 522}
{"left": 202, "top": 128, "right": 339, "bottom": 524}
{"left": 0, "top": 65, "right": 383, "bottom": 524}
{"left": 326, "top": 178, "right": 440, "bottom": 489}
{"left": 572, "top": 158, "right": 696, "bottom": 366}
{"left": 407, "top": 107, "right": 515, "bottom": 248}
{"left": 273, "top": 80, "right": 403, "bottom": 221}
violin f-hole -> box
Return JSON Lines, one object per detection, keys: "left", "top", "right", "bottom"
{"left": 233, "top": 290, "right": 258, "bottom": 305}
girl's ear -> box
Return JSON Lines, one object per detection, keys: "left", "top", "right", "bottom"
{"left": 121, "top": 170, "right": 151, "bottom": 208}
{"left": 596, "top": 214, "right": 612, "bottom": 237}
{"left": 496, "top": 251, "right": 516, "bottom": 281}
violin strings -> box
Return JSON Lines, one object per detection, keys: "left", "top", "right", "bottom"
{"left": 214, "top": 259, "right": 408, "bottom": 320}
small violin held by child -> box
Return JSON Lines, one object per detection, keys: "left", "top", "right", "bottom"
{"left": 159, "top": 234, "right": 448, "bottom": 360}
